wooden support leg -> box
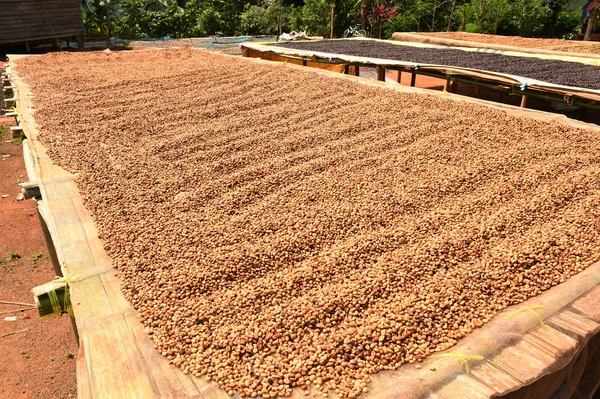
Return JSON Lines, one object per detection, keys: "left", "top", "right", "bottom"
{"left": 410, "top": 72, "right": 416, "bottom": 87}
{"left": 70, "top": 313, "right": 80, "bottom": 344}
{"left": 25, "top": 41, "right": 30, "bottom": 52}
{"left": 354, "top": 66, "right": 360, "bottom": 76}
{"left": 10, "top": 126, "right": 23, "bottom": 139}
{"left": 36, "top": 207, "right": 62, "bottom": 278}
{"left": 21, "top": 182, "right": 40, "bottom": 199}
{"left": 474, "top": 86, "right": 480, "bottom": 95}
{"left": 376, "top": 66, "right": 385, "bottom": 82}
{"left": 344, "top": 65, "right": 349, "bottom": 75}
{"left": 444, "top": 78, "right": 451, "bottom": 92}
{"left": 35, "top": 206, "right": 80, "bottom": 344}
{"left": 396, "top": 70, "right": 402, "bottom": 84}
{"left": 302, "top": 59, "right": 307, "bottom": 67}
{"left": 520, "top": 95, "right": 529, "bottom": 108}
{"left": 51, "top": 38, "right": 60, "bottom": 49}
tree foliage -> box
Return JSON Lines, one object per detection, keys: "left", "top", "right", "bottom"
{"left": 81, "top": 0, "right": 582, "bottom": 40}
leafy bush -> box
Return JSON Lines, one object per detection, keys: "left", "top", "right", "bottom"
{"left": 194, "top": 6, "right": 225, "bottom": 36}
{"left": 82, "top": 0, "right": 118, "bottom": 37}
{"left": 465, "top": 22, "right": 479, "bottom": 33}
{"left": 554, "top": 10, "right": 582, "bottom": 38}
{"left": 472, "top": 0, "right": 510, "bottom": 34}
{"left": 506, "top": 0, "right": 551, "bottom": 37}
{"left": 384, "top": 12, "right": 421, "bottom": 37}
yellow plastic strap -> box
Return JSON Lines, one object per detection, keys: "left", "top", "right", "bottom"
{"left": 430, "top": 352, "right": 484, "bottom": 375}
{"left": 41, "top": 271, "right": 81, "bottom": 319}
{"left": 44, "top": 282, "right": 62, "bottom": 316}
{"left": 55, "top": 271, "right": 80, "bottom": 317}
{"left": 503, "top": 305, "right": 545, "bottom": 327}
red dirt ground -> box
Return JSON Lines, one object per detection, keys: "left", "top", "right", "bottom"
{"left": 0, "top": 114, "right": 77, "bottom": 398}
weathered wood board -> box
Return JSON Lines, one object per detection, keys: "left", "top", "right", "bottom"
{"left": 0, "top": 0, "right": 84, "bottom": 47}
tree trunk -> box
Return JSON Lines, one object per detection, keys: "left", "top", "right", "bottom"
{"left": 361, "top": 4, "right": 366, "bottom": 31}
{"left": 493, "top": 0, "right": 502, "bottom": 35}
{"left": 460, "top": 7, "right": 466, "bottom": 31}
{"left": 331, "top": 5, "right": 335, "bottom": 39}
{"left": 585, "top": 6, "right": 598, "bottom": 41}
{"left": 279, "top": 1, "right": 283, "bottom": 38}
{"left": 431, "top": 0, "right": 437, "bottom": 31}
{"left": 105, "top": 3, "right": 111, "bottom": 46}
{"left": 447, "top": 0, "right": 457, "bottom": 32}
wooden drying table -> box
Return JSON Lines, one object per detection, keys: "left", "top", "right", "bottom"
{"left": 4, "top": 52, "right": 600, "bottom": 399}
{"left": 241, "top": 38, "right": 600, "bottom": 114}
{"left": 391, "top": 32, "right": 600, "bottom": 60}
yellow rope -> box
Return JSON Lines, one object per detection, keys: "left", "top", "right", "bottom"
{"left": 54, "top": 271, "right": 80, "bottom": 318}
{"left": 503, "top": 305, "right": 545, "bottom": 327}
{"left": 563, "top": 95, "right": 574, "bottom": 106}
{"left": 40, "top": 270, "right": 81, "bottom": 319}
{"left": 45, "top": 283, "right": 62, "bottom": 315}
{"left": 430, "top": 352, "right": 484, "bottom": 375}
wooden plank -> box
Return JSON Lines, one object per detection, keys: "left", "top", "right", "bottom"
{"left": 69, "top": 276, "right": 117, "bottom": 326}
{"left": 0, "top": 0, "right": 81, "bottom": 9}
{"left": 510, "top": 330, "right": 567, "bottom": 366}
{"left": 0, "top": 9, "right": 82, "bottom": 18}
{"left": 490, "top": 346, "right": 543, "bottom": 383}
{"left": 547, "top": 310, "right": 600, "bottom": 338}
{"left": 0, "top": 33, "right": 83, "bottom": 46}
{"left": 570, "top": 285, "right": 600, "bottom": 322}
{"left": 1, "top": 26, "right": 84, "bottom": 37}
{"left": 527, "top": 326, "right": 578, "bottom": 354}
{"left": 0, "top": 18, "right": 83, "bottom": 27}
{"left": 434, "top": 374, "right": 497, "bottom": 399}
{"left": 82, "top": 312, "right": 160, "bottom": 398}
{"left": 125, "top": 310, "right": 206, "bottom": 398}
{"left": 469, "top": 361, "right": 522, "bottom": 393}
{"left": 1, "top": 17, "right": 84, "bottom": 27}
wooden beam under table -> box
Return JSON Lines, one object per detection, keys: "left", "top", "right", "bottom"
{"left": 376, "top": 66, "right": 385, "bottom": 82}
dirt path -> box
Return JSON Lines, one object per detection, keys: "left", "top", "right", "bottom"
{"left": 0, "top": 113, "right": 77, "bottom": 397}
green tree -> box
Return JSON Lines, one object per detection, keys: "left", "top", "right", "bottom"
{"left": 239, "top": 1, "right": 293, "bottom": 35}
{"left": 291, "top": 0, "right": 332, "bottom": 36}
{"left": 507, "top": 0, "right": 551, "bottom": 36}
{"left": 471, "top": 0, "right": 509, "bottom": 34}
